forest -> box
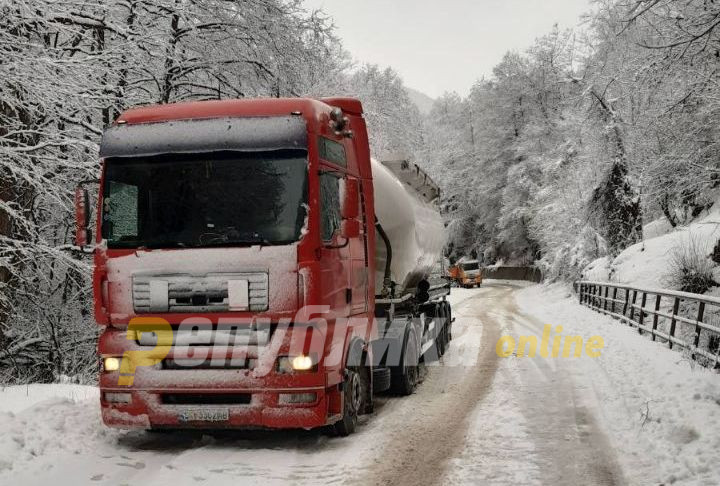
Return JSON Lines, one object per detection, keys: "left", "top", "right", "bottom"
{"left": 423, "top": 0, "right": 720, "bottom": 279}
{"left": 1, "top": 0, "right": 719, "bottom": 382}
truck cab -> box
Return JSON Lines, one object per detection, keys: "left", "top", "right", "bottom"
{"left": 77, "top": 97, "right": 452, "bottom": 435}
{"left": 82, "top": 98, "right": 376, "bottom": 433}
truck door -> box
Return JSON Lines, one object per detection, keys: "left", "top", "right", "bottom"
{"left": 346, "top": 175, "right": 368, "bottom": 315}
{"left": 316, "top": 136, "right": 368, "bottom": 317}
{"left": 319, "top": 171, "right": 352, "bottom": 316}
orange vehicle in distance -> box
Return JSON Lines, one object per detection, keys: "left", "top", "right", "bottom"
{"left": 448, "top": 260, "right": 483, "bottom": 288}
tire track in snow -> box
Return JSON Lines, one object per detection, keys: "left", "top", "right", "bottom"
{"left": 509, "top": 292, "right": 627, "bottom": 486}
{"left": 359, "top": 285, "right": 511, "bottom": 486}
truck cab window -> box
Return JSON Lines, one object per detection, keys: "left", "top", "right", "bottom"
{"left": 318, "top": 137, "right": 347, "bottom": 168}
{"left": 101, "top": 150, "right": 308, "bottom": 249}
{"left": 320, "top": 173, "right": 341, "bottom": 241}
{"left": 104, "top": 181, "right": 138, "bottom": 241}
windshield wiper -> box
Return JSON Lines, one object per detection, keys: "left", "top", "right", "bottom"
{"left": 140, "top": 241, "right": 188, "bottom": 249}
{"left": 198, "top": 238, "right": 274, "bottom": 248}
{"left": 196, "top": 231, "right": 274, "bottom": 248}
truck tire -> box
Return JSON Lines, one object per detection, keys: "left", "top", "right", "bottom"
{"left": 390, "top": 327, "right": 419, "bottom": 396}
{"left": 334, "top": 366, "right": 368, "bottom": 436}
{"left": 334, "top": 342, "right": 369, "bottom": 437}
{"left": 422, "top": 304, "right": 443, "bottom": 362}
{"left": 372, "top": 366, "right": 392, "bottom": 394}
{"left": 443, "top": 301, "right": 453, "bottom": 342}
{"left": 439, "top": 302, "right": 450, "bottom": 351}
{"left": 436, "top": 310, "right": 447, "bottom": 357}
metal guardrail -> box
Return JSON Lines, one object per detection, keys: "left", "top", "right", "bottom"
{"left": 577, "top": 281, "right": 720, "bottom": 368}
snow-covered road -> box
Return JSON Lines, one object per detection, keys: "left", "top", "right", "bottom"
{"left": 2, "top": 282, "right": 719, "bottom": 485}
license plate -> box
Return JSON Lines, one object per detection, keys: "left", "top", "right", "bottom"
{"left": 178, "top": 409, "right": 229, "bottom": 423}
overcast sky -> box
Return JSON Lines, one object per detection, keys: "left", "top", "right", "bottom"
{"left": 302, "top": 0, "right": 594, "bottom": 98}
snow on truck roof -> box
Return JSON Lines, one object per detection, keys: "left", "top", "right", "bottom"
{"left": 102, "top": 98, "right": 363, "bottom": 158}
{"left": 114, "top": 97, "right": 363, "bottom": 125}
{"left": 100, "top": 116, "right": 308, "bottom": 158}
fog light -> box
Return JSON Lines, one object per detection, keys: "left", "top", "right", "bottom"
{"left": 103, "top": 357, "right": 121, "bottom": 372}
{"left": 104, "top": 392, "right": 132, "bottom": 404}
{"left": 278, "top": 393, "right": 317, "bottom": 405}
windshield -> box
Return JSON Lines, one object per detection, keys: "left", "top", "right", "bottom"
{"left": 462, "top": 262, "right": 480, "bottom": 271}
{"left": 102, "top": 150, "right": 308, "bottom": 249}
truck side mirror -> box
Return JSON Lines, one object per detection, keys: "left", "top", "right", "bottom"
{"left": 341, "top": 178, "right": 360, "bottom": 220}
{"left": 74, "top": 186, "right": 92, "bottom": 248}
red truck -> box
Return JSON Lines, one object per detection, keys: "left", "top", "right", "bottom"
{"left": 74, "top": 97, "right": 452, "bottom": 435}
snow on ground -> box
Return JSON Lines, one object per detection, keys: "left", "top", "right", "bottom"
{"left": 583, "top": 205, "right": 720, "bottom": 289}
{"left": 517, "top": 283, "right": 720, "bottom": 485}
{"left": 445, "top": 283, "right": 542, "bottom": 485}
{"left": 2, "top": 284, "right": 718, "bottom": 485}
{"left": 0, "top": 383, "right": 97, "bottom": 414}
{"left": 0, "top": 289, "right": 484, "bottom": 486}
{"left": 0, "top": 384, "right": 381, "bottom": 485}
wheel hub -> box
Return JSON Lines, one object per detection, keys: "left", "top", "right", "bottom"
{"left": 349, "top": 372, "right": 363, "bottom": 413}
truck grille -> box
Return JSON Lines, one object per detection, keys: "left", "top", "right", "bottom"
{"left": 162, "top": 357, "right": 257, "bottom": 370}
{"left": 161, "top": 393, "right": 251, "bottom": 405}
{"left": 133, "top": 273, "right": 269, "bottom": 313}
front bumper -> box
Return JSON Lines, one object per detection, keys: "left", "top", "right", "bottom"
{"left": 100, "top": 384, "right": 334, "bottom": 430}
{"left": 98, "top": 326, "right": 343, "bottom": 430}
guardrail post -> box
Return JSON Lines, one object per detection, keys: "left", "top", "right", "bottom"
{"left": 611, "top": 287, "right": 617, "bottom": 313}
{"left": 579, "top": 283, "right": 584, "bottom": 304}
{"left": 669, "top": 297, "right": 680, "bottom": 349}
{"left": 594, "top": 285, "right": 599, "bottom": 308}
{"left": 692, "top": 302, "right": 705, "bottom": 361}
{"left": 651, "top": 294, "right": 661, "bottom": 341}
{"left": 629, "top": 290, "right": 638, "bottom": 323}
{"left": 603, "top": 286, "right": 609, "bottom": 311}
{"left": 622, "top": 288, "right": 629, "bottom": 317}
{"left": 638, "top": 292, "right": 647, "bottom": 335}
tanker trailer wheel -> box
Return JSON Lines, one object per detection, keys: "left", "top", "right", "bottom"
{"left": 444, "top": 301, "right": 453, "bottom": 341}
{"left": 438, "top": 304, "right": 449, "bottom": 354}
{"left": 334, "top": 345, "right": 369, "bottom": 437}
{"left": 390, "top": 327, "right": 419, "bottom": 396}
{"left": 424, "top": 303, "right": 446, "bottom": 361}
{"left": 436, "top": 304, "right": 447, "bottom": 357}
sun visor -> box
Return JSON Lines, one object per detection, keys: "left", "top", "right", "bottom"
{"left": 100, "top": 116, "right": 307, "bottom": 158}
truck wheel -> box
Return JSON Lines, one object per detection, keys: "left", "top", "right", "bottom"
{"left": 390, "top": 327, "right": 419, "bottom": 396}
{"left": 443, "top": 301, "right": 453, "bottom": 341}
{"left": 334, "top": 366, "right": 367, "bottom": 437}
{"left": 440, "top": 303, "right": 451, "bottom": 350}
{"left": 372, "top": 367, "right": 392, "bottom": 394}
{"left": 422, "top": 305, "right": 443, "bottom": 362}
{"left": 437, "top": 304, "right": 448, "bottom": 356}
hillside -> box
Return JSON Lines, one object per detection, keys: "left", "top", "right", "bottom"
{"left": 583, "top": 201, "right": 720, "bottom": 292}
{"left": 405, "top": 87, "right": 435, "bottom": 115}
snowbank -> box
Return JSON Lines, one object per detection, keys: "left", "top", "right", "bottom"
{"left": 583, "top": 205, "right": 720, "bottom": 289}
{"left": 517, "top": 284, "right": 720, "bottom": 485}
{"left": 0, "top": 384, "right": 98, "bottom": 414}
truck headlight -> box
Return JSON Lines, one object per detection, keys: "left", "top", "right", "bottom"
{"left": 277, "top": 355, "right": 317, "bottom": 373}
{"left": 103, "top": 357, "right": 121, "bottom": 372}
{"left": 292, "top": 355, "right": 314, "bottom": 371}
